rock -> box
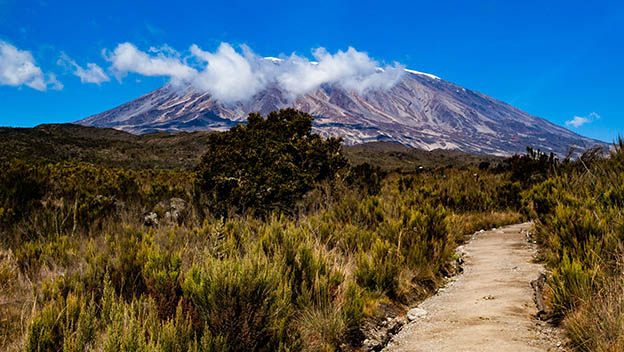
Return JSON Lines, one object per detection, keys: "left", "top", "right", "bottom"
{"left": 531, "top": 273, "right": 548, "bottom": 320}
{"left": 388, "top": 318, "right": 403, "bottom": 332}
{"left": 144, "top": 212, "right": 159, "bottom": 226}
{"left": 363, "top": 338, "right": 380, "bottom": 350}
{"left": 115, "top": 200, "right": 126, "bottom": 213}
{"left": 444, "top": 255, "right": 464, "bottom": 276}
{"left": 161, "top": 197, "right": 186, "bottom": 224}
{"left": 145, "top": 198, "right": 187, "bottom": 226}
{"left": 362, "top": 316, "right": 404, "bottom": 351}
{"left": 407, "top": 307, "right": 427, "bottom": 321}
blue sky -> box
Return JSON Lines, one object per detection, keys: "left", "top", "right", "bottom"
{"left": 0, "top": 0, "right": 622, "bottom": 142}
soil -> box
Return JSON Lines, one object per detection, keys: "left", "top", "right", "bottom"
{"left": 383, "top": 222, "right": 567, "bottom": 352}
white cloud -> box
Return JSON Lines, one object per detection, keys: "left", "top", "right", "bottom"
{"left": 101, "top": 42, "right": 405, "bottom": 104}
{"left": 104, "top": 42, "right": 197, "bottom": 83}
{"left": 566, "top": 112, "right": 600, "bottom": 128}
{"left": 47, "top": 72, "right": 63, "bottom": 90}
{"left": 190, "top": 43, "right": 269, "bottom": 102}
{"left": 58, "top": 52, "right": 109, "bottom": 85}
{"left": 566, "top": 116, "right": 590, "bottom": 128}
{"left": 277, "top": 47, "right": 404, "bottom": 97}
{"left": 0, "top": 40, "right": 61, "bottom": 91}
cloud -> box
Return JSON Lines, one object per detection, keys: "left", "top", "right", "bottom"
{"left": 276, "top": 47, "right": 404, "bottom": 97}
{"left": 58, "top": 52, "right": 109, "bottom": 85}
{"left": 47, "top": 72, "right": 63, "bottom": 90}
{"left": 189, "top": 43, "right": 273, "bottom": 102}
{"left": 104, "top": 42, "right": 197, "bottom": 83}
{"left": 101, "top": 42, "right": 405, "bottom": 104}
{"left": 566, "top": 116, "right": 590, "bottom": 128}
{"left": 0, "top": 40, "right": 61, "bottom": 91}
{"left": 566, "top": 112, "right": 600, "bottom": 128}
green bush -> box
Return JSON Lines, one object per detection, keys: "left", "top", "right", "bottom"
{"left": 0, "top": 160, "right": 46, "bottom": 225}
{"left": 341, "top": 282, "right": 365, "bottom": 342}
{"left": 182, "top": 253, "right": 294, "bottom": 351}
{"left": 355, "top": 239, "right": 400, "bottom": 295}
{"left": 196, "top": 109, "right": 347, "bottom": 217}
{"left": 526, "top": 141, "right": 624, "bottom": 350}
{"left": 143, "top": 247, "right": 184, "bottom": 320}
{"left": 25, "top": 293, "right": 98, "bottom": 352}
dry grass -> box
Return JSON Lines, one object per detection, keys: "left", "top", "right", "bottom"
{"left": 0, "top": 158, "right": 530, "bottom": 350}
{"left": 0, "top": 249, "right": 33, "bottom": 351}
{"left": 564, "top": 278, "right": 624, "bottom": 351}
{"left": 298, "top": 306, "right": 346, "bottom": 351}
{"left": 448, "top": 211, "right": 525, "bottom": 241}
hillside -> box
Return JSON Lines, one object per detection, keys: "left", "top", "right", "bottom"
{"left": 0, "top": 123, "right": 502, "bottom": 170}
{"left": 0, "top": 124, "right": 212, "bottom": 169}
{"left": 344, "top": 141, "right": 502, "bottom": 170}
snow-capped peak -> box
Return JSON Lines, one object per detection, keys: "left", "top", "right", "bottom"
{"left": 404, "top": 69, "right": 440, "bottom": 80}
{"left": 263, "top": 57, "right": 283, "bottom": 63}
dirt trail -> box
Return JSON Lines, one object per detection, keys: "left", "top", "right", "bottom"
{"left": 383, "top": 222, "right": 565, "bottom": 352}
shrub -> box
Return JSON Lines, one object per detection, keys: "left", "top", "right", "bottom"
{"left": 503, "top": 146, "right": 558, "bottom": 185}
{"left": 298, "top": 305, "right": 346, "bottom": 351}
{"left": 196, "top": 109, "right": 348, "bottom": 216}
{"left": 527, "top": 142, "right": 624, "bottom": 350}
{"left": 25, "top": 293, "right": 98, "bottom": 352}
{"left": 495, "top": 181, "right": 522, "bottom": 210}
{"left": 182, "top": 253, "right": 294, "bottom": 351}
{"left": 341, "top": 282, "right": 365, "bottom": 342}
{"left": 0, "top": 160, "right": 46, "bottom": 225}
{"left": 355, "top": 239, "right": 400, "bottom": 296}
{"left": 347, "top": 162, "right": 385, "bottom": 195}
{"left": 143, "top": 247, "right": 184, "bottom": 320}
{"left": 564, "top": 278, "right": 624, "bottom": 351}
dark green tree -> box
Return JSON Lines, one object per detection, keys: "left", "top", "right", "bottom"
{"left": 196, "top": 109, "right": 348, "bottom": 216}
{"left": 503, "top": 147, "right": 559, "bottom": 185}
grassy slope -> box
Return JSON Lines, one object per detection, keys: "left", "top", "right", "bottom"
{"left": 343, "top": 141, "right": 503, "bottom": 170}
{"left": 0, "top": 124, "right": 212, "bottom": 170}
{"left": 1, "top": 124, "right": 502, "bottom": 170}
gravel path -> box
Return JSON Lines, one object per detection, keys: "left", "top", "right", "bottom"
{"left": 383, "top": 222, "right": 566, "bottom": 352}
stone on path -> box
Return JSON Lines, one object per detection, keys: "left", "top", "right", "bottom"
{"left": 407, "top": 308, "right": 427, "bottom": 321}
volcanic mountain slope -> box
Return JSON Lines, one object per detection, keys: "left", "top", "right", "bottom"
{"left": 77, "top": 70, "right": 603, "bottom": 156}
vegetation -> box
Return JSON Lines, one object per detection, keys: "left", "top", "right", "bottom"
{"left": 196, "top": 109, "right": 347, "bottom": 217}
{"left": 524, "top": 140, "right": 624, "bottom": 351}
{"left": 0, "top": 124, "right": 216, "bottom": 170}
{"left": 0, "top": 124, "right": 503, "bottom": 172}
{"left": 6, "top": 109, "right": 590, "bottom": 352}
{"left": 343, "top": 141, "right": 503, "bottom": 171}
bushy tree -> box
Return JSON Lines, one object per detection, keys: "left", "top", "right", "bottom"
{"left": 0, "top": 160, "right": 46, "bottom": 225}
{"left": 502, "top": 147, "right": 558, "bottom": 185}
{"left": 196, "top": 109, "right": 348, "bottom": 216}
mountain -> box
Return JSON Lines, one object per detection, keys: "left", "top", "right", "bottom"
{"left": 77, "top": 69, "right": 603, "bottom": 156}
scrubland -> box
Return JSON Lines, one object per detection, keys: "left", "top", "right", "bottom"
{"left": 2, "top": 110, "right": 619, "bottom": 351}
{"left": 526, "top": 140, "right": 624, "bottom": 351}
